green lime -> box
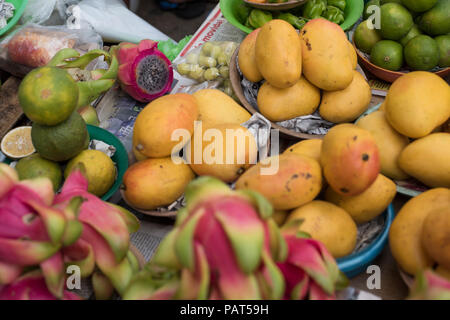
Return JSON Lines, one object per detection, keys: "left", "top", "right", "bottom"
{"left": 370, "top": 40, "right": 404, "bottom": 70}
{"left": 400, "top": 24, "right": 423, "bottom": 46}
{"left": 417, "top": 0, "right": 450, "bottom": 36}
{"left": 31, "top": 112, "right": 90, "bottom": 162}
{"left": 402, "top": 0, "right": 438, "bottom": 12}
{"left": 15, "top": 154, "right": 62, "bottom": 191}
{"left": 435, "top": 34, "right": 450, "bottom": 67}
{"left": 381, "top": 0, "right": 403, "bottom": 4}
{"left": 380, "top": 3, "right": 414, "bottom": 40}
{"left": 354, "top": 20, "right": 383, "bottom": 54}
{"left": 404, "top": 35, "right": 439, "bottom": 70}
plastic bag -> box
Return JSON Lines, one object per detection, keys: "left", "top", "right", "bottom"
{"left": 20, "top": 0, "right": 58, "bottom": 25}
{"left": 174, "top": 41, "right": 239, "bottom": 97}
{"left": 75, "top": 0, "right": 171, "bottom": 43}
{"left": 0, "top": 23, "right": 102, "bottom": 76}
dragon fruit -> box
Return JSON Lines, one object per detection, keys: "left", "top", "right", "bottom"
{"left": 117, "top": 39, "right": 173, "bottom": 102}
{"left": 408, "top": 270, "right": 450, "bottom": 300}
{"left": 124, "top": 176, "right": 348, "bottom": 300}
{"left": 276, "top": 232, "right": 348, "bottom": 300}
{"left": 124, "top": 176, "right": 287, "bottom": 300}
{"left": 0, "top": 164, "right": 141, "bottom": 300}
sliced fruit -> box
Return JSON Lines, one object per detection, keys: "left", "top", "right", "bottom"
{"left": 0, "top": 126, "right": 35, "bottom": 159}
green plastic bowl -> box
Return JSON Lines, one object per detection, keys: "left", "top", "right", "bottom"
{"left": 0, "top": 0, "right": 29, "bottom": 37}
{"left": 86, "top": 125, "right": 128, "bottom": 201}
{"left": 1, "top": 125, "right": 128, "bottom": 201}
{"left": 220, "top": 0, "right": 364, "bottom": 33}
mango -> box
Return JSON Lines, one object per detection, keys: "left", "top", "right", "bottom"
{"left": 272, "top": 210, "right": 289, "bottom": 227}
{"left": 187, "top": 123, "right": 258, "bottom": 183}
{"left": 385, "top": 71, "right": 450, "bottom": 138}
{"left": 283, "top": 139, "right": 322, "bottom": 162}
{"left": 257, "top": 76, "right": 320, "bottom": 122}
{"left": 348, "top": 41, "right": 357, "bottom": 69}
{"left": 238, "top": 29, "right": 263, "bottom": 83}
{"left": 356, "top": 110, "right": 409, "bottom": 180}
{"left": 422, "top": 207, "right": 450, "bottom": 269}
{"left": 235, "top": 153, "right": 322, "bottom": 210}
{"left": 325, "top": 174, "right": 396, "bottom": 224}
{"left": 389, "top": 188, "right": 450, "bottom": 275}
{"left": 321, "top": 124, "right": 380, "bottom": 196}
{"left": 122, "top": 157, "right": 195, "bottom": 210}
{"left": 300, "top": 19, "right": 354, "bottom": 91}
{"left": 319, "top": 71, "right": 372, "bottom": 123}
{"left": 133, "top": 94, "right": 198, "bottom": 158}
{"left": 399, "top": 133, "right": 450, "bottom": 188}
{"left": 285, "top": 200, "right": 357, "bottom": 258}
{"left": 193, "top": 89, "right": 251, "bottom": 127}
{"left": 255, "top": 19, "right": 301, "bottom": 88}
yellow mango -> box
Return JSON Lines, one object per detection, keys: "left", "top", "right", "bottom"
{"left": 321, "top": 124, "right": 380, "bottom": 196}
{"left": 255, "top": 19, "right": 301, "bottom": 88}
{"left": 238, "top": 29, "right": 263, "bottom": 83}
{"left": 235, "top": 153, "right": 322, "bottom": 210}
{"left": 325, "top": 174, "right": 396, "bottom": 224}
{"left": 348, "top": 41, "right": 357, "bottom": 69}
{"left": 356, "top": 110, "right": 409, "bottom": 180}
{"left": 422, "top": 207, "right": 450, "bottom": 269}
{"left": 319, "top": 71, "right": 371, "bottom": 123}
{"left": 193, "top": 89, "right": 251, "bottom": 127}
{"left": 285, "top": 200, "right": 357, "bottom": 258}
{"left": 257, "top": 76, "right": 320, "bottom": 122}
{"left": 187, "top": 123, "right": 258, "bottom": 183}
{"left": 122, "top": 157, "right": 195, "bottom": 210}
{"left": 399, "top": 133, "right": 450, "bottom": 188}
{"left": 300, "top": 19, "right": 353, "bottom": 91}
{"left": 272, "top": 210, "right": 289, "bottom": 226}
{"left": 385, "top": 71, "right": 450, "bottom": 138}
{"left": 389, "top": 188, "right": 450, "bottom": 275}
{"left": 283, "top": 139, "right": 322, "bottom": 162}
{"left": 133, "top": 94, "right": 198, "bottom": 158}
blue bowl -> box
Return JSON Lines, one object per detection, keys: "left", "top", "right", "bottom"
{"left": 337, "top": 204, "right": 395, "bottom": 278}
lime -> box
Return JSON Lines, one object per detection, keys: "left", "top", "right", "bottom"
{"left": 402, "top": 0, "right": 438, "bottom": 12}
{"left": 18, "top": 67, "right": 79, "bottom": 126}
{"left": 1, "top": 126, "right": 35, "bottom": 159}
{"left": 435, "top": 34, "right": 450, "bottom": 67}
{"left": 354, "top": 20, "right": 383, "bottom": 54}
{"left": 418, "top": 0, "right": 450, "bottom": 36}
{"left": 15, "top": 154, "right": 62, "bottom": 191}
{"left": 370, "top": 40, "right": 404, "bottom": 71}
{"left": 31, "top": 112, "right": 89, "bottom": 162}
{"left": 380, "top": 3, "right": 414, "bottom": 40}
{"left": 65, "top": 150, "right": 116, "bottom": 197}
{"left": 404, "top": 35, "right": 439, "bottom": 70}
{"left": 400, "top": 24, "right": 423, "bottom": 46}
{"left": 381, "top": 0, "right": 403, "bottom": 4}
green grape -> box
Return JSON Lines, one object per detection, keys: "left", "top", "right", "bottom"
{"left": 204, "top": 67, "right": 220, "bottom": 81}
{"left": 199, "top": 55, "right": 217, "bottom": 68}
{"left": 219, "top": 66, "right": 229, "bottom": 79}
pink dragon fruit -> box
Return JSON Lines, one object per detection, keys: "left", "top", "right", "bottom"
{"left": 124, "top": 176, "right": 286, "bottom": 300}
{"left": 117, "top": 39, "right": 173, "bottom": 102}
{"left": 0, "top": 164, "right": 141, "bottom": 300}
{"left": 408, "top": 270, "right": 450, "bottom": 300}
{"left": 276, "top": 233, "right": 348, "bottom": 300}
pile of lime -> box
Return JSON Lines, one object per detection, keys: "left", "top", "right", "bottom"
{"left": 354, "top": 0, "right": 450, "bottom": 71}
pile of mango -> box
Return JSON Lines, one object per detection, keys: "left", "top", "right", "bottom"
{"left": 122, "top": 89, "right": 256, "bottom": 210}
{"left": 238, "top": 18, "right": 372, "bottom": 124}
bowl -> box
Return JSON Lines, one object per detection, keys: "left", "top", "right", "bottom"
{"left": 243, "top": 0, "right": 307, "bottom": 12}
{"left": 1, "top": 125, "right": 129, "bottom": 201}
{"left": 352, "top": 33, "right": 450, "bottom": 83}
{"left": 86, "top": 125, "right": 128, "bottom": 201}
{"left": 337, "top": 203, "right": 395, "bottom": 278}
{"left": 220, "top": 0, "right": 364, "bottom": 34}
{"left": 0, "top": 0, "right": 29, "bottom": 37}
{"left": 229, "top": 46, "right": 324, "bottom": 139}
